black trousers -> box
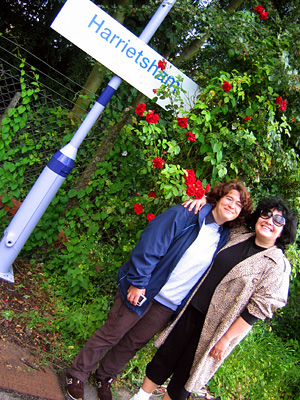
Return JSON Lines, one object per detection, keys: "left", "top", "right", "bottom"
{"left": 146, "top": 305, "right": 206, "bottom": 400}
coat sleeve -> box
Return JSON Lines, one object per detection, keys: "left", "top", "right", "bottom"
{"left": 125, "top": 204, "right": 198, "bottom": 288}
{"left": 246, "top": 256, "right": 291, "bottom": 320}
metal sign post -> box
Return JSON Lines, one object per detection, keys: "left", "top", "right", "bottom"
{"left": 0, "top": 0, "right": 196, "bottom": 282}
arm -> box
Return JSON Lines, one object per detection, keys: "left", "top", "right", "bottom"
{"left": 209, "top": 316, "right": 251, "bottom": 361}
{"left": 182, "top": 197, "right": 207, "bottom": 214}
{"left": 247, "top": 257, "right": 291, "bottom": 320}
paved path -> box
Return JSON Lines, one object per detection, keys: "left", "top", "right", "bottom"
{"left": 0, "top": 339, "right": 214, "bottom": 400}
{"left": 0, "top": 339, "right": 162, "bottom": 400}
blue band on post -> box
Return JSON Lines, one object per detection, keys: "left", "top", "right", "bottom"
{"left": 97, "top": 85, "right": 115, "bottom": 107}
{"left": 47, "top": 151, "right": 75, "bottom": 177}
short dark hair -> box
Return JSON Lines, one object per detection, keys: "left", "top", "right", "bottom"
{"left": 206, "top": 180, "right": 252, "bottom": 227}
{"left": 246, "top": 197, "right": 298, "bottom": 251}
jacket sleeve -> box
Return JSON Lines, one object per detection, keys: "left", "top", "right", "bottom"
{"left": 246, "top": 256, "right": 291, "bottom": 320}
{"left": 125, "top": 204, "right": 198, "bottom": 288}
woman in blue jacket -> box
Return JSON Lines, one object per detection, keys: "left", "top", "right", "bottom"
{"left": 66, "top": 180, "right": 252, "bottom": 400}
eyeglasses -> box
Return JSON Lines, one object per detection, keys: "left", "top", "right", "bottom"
{"left": 224, "top": 196, "right": 243, "bottom": 210}
{"left": 260, "top": 210, "right": 286, "bottom": 227}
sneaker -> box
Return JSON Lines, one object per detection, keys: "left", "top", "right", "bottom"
{"left": 97, "top": 377, "right": 114, "bottom": 400}
{"left": 66, "top": 374, "right": 84, "bottom": 400}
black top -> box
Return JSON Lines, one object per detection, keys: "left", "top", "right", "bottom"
{"left": 191, "top": 236, "right": 265, "bottom": 325}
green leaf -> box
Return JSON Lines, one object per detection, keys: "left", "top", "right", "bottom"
{"left": 17, "top": 105, "right": 27, "bottom": 114}
{"left": 77, "top": 189, "right": 85, "bottom": 199}
{"left": 68, "top": 189, "right": 78, "bottom": 198}
{"left": 221, "top": 105, "right": 228, "bottom": 114}
{"left": 100, "top": 210, "right": 108, "bottom": 220}
{"left": 1, "top": 125, "right": 10, "bottom": 134}
{"left": 88, "top": 224, "right": 99, "bottom": 235}
{"left": 1, "top": 116, "right": 11, "bottom": 125}
{"left": 228, "top": 49, "right": 235, "bottom": 58}
{"left": 200, "top": 143, "right": 211, "bottom": 154}
{"left": 22, "top": 97, "right": 31, "bottom": 105}
{"left": 213, "top": 142, "right": 222, "bottom": 153}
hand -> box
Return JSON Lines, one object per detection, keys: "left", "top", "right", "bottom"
{"left": 209, "top": 336, "right": 230, "bottom": 361}
{"left": 127, "top": 285, "right": 146, "bottom": 306}
{"left": 182, "top": 198, "right": 207, "bottom": 214}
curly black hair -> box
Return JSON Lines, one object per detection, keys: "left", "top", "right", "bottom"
{"left": 245, "top": 197, "right": 298, "bottom": 251}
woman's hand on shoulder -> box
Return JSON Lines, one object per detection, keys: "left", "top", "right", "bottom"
{"left": 182, "top": 198, "right": 207, "bottom": 214}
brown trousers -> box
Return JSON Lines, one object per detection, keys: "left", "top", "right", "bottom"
{"left": 69, "top": 292, "right": 174, "bottom": 382}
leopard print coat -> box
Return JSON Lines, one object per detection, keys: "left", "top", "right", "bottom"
{"left": 154, "top": 227, "right": 291, "bottom": 394}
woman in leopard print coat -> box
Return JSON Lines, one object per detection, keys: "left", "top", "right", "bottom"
{"left": 131, "top": 197, "right": 297, "bottom": 400}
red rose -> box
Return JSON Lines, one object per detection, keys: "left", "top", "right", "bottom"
{"left": 184, "top": 170, "right": 210, "bottom": 199}
{"left": 133, "top": 204, "right": 143, "bottom": 214}
{"left": 185, "top": 175, "right": 196, "bottom": 185}
{"left": 259, "top": 11, "right": 268, "bottom": 20}
{"left": 153, "top": 89, "right": 157, "bottom": 93}
{"left": 185, "top": 169, "right": 196, "bottom": 177}
{"left": 254, "top": 5, "right": 265, "bottom": 13}
{"left": 152, "top": 157, "right": 165, "bottom": 169}
{"left": 184, "top": 169, "right": 196, "bottom": 185}
{"left": 276, "top": 96, "right": 282, "bottom": 104}
{"left": 147, "top": 213, "right": 155, "bottom": 222}
{"left": 222, "top": 81, "right": 232, "bottom": 92}
{"left": 279, "top": 99, "right": 287, "bottom": 111}
{"left": 195, "top": 188, "right": 205, "bottom": 199}
{"left": 148, "top": 191, "right": 157, "bottom": 198}
{"left": 186, "top": 185, "right": 196, "bottom": 197}
{"left": 186, "top": 131, "right": 196, "bottom": 142}
{"left": 158, "top": 59, "right": 167, "bottom": 70}
{"left": 244, "top": 116, "right": 251, "bottom": 121}
{"left": 195, "top": 180, "right": 203, "bottom": 190}
{"left": 146, "top": 110, "right": 160, "bottom": 124}
{"left": 135, "top": 103, "right": 146, "bottom": 117}
{"left": 177, "top": 117, "right": 188, "bottom": 128}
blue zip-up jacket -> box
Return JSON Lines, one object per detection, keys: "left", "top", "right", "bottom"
{"left": 117, "top": 204, "right": 230, "bottom": 316}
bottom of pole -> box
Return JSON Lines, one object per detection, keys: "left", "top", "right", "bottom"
{"left": 0, "top": 266, "right": 14, "bottom": 283}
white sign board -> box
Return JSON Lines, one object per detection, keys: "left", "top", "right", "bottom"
{"left": 51, "top": 0, "right": 199, "bottom": 111}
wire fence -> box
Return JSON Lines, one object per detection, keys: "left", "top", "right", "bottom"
{"left": 0, "top": 36, "right": 104, "bottom": 207}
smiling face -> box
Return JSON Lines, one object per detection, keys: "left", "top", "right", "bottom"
{"left": 255, "top": 208, "right": 284, "bottom": 248}
{"left": 212, "top": 189, "right": 243, "bottom": 225}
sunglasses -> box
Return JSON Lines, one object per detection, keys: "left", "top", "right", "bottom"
{"left": 260, "top": 210, "right": 286, "bottom": 227}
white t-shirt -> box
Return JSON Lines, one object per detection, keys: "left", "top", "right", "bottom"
{"left": 154, "top": 217, "right": 221, "bottom": 310}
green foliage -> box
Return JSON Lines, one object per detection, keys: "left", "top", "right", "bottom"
{"left": 130, "top": 64, "right": 300, "bottom": 206}
{"left": 0, "top": 61, "right": 41, "bottom": 200}
{"left": 270, "top": 241, "right": 300, "bottom": 342}
{"left": 208, "top": 321, "right": 300, "bottom": 400}
{"left": 1, "top": 309, "right": 15, "bottom": 320}
{"left": 55, "top": 296, "right": 111, "bottom": 343}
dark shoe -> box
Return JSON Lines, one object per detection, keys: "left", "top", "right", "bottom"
{"left": 97, "top": 377, "right": 114, "bottom": 400}
{"left": 66, "top": 374, "right": 84, "bottom": 400}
